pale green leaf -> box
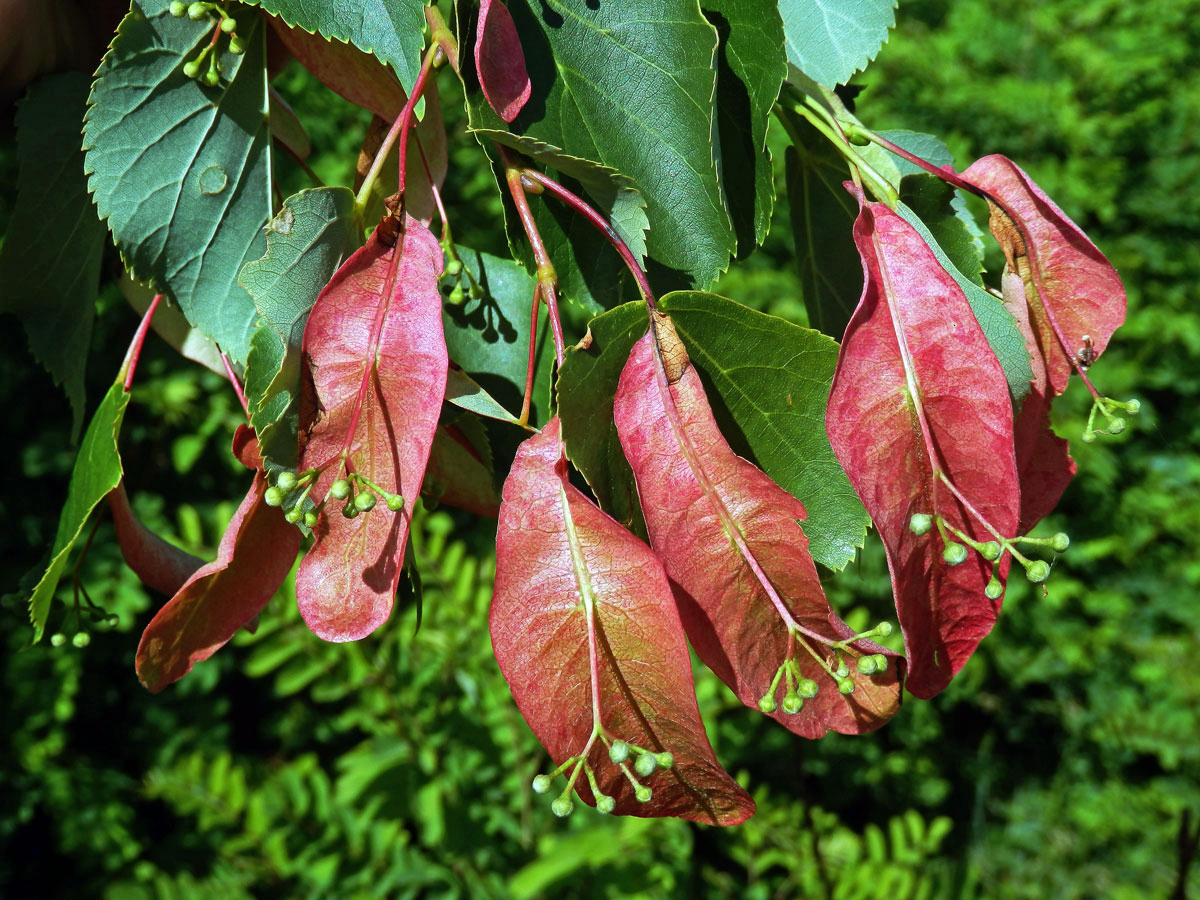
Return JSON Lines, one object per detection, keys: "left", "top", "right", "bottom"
{"left": 781, "top": 0, "right": 897, "bottom": 87}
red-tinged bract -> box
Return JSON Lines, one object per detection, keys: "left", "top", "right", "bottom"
{"left": 961, "top": 154, "right": 1127, "bottom": 395}
{"left": 136, "top": 434, "right": 300, "bottom": 692}
{"left": 826, "top": 189, "right": 1021, "bottom": 699}
{"left": 491, "top": 419, "right": 754, "bottom": 826}
{"left": 475, "top": 0, "right": 531, "bottom": 123}
{"left": 423, "top": 424, "right": 501, "bottom": 518}
{"left": 110, "top": 480, "right": 204, "bottom": 597}
{"left": 296, "top": 219, "right": 446, "bottom": 642}
{"left": 614, "top": 316, "right": 902, "bottom": 737}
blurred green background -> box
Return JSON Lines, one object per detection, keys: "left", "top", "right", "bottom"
{"left": 2, "top": 0, "right": 1198, "bottom": 897}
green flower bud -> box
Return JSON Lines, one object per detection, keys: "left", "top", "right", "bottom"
{"left": 284, "top": 509, "right": 302, "bottom": 525}
{"left": 655, "top": 752, "right": 673, "bottom": 770}
{"left": 105, "top": 614, "right": 120, "bottom": 627}
{"left": 909, "top": 513, "right": 933, "bottom": 536}
{"left": 835, "top": 660, "right": 850, "bottom": 678}
{"left": 187, "top": 2, "right": 208, "bottom": 20}
{"left": 386, "top": 494, "right": 405, "bottom": 511}
{"left": 276, "top": 472, "right": 298, "bottom": 491}
{"left": 202, "top": 69, "right": 220, "bottom": 87}
{"left": 303, "top": 511, "right": 319, "bottom": 529}
{"left": 169, "top": 1, "right": 188, "bottom": 16}
{"left": 634, "top": 752, "right": 657, "bottom": 777}
{"left": 445, "top": 259, "right": 462, "bottom": 277}
{"left": 837, "top": 677, "right": 855, "bottom": 695}
{"left": 448, "top": 285, "right": 465, "bottom": 305}
{"left": 757, "top": 695, "right": 777, "bottom": 713}
{"left": 229, "top": 36, "right": 245, "bottom": 54}
{"left": 596, "top": 794, "right": 616, "bottom": 814}
{"left": 330, "top": 479, "right": 351, "bottom": 500}
{"left": 551, "top": 796, "right": 574, "bottom": 817}
{"left": 50, "top": 633, "right": 67, "bottom": 647}
{"left": 1025, "top": 559, "right": 1051, "bottom": 583}
{"left": 876, "top": 621, "right": 893, "bottom": 637}
{"left": 183, "top": 59, "right": 202, "bottom": 79}
{"left": 72, "top": 632, "right": 91, "bottom": 648}
{"left": 782, "top": 693, "right": 804, "bottom": 715}
{"left": 354, "top": 491, "right": 376, "bottom": 512}
{"left": 608, "top": 740, "right": 629, "bottom": 764}
{"left": 264, "top": 486, "right": 284, "bottom": 507}
{"left": 531, "top": 774, "right": 551, "bottom": 794}
{"left": 796, "top": 678, "right": 819, "bottom": 699}
{"left": 980, "top": 541, "right": 1002, "bottom": 561}
{"left": 1126, "top": 398, "right": 1141, "bottom": 413}
{"left": 848, "top": 131, "right": 871, "bottom": 146}
{"left": 1081, "top": 430, "right": 1096, "bottom": 444}
{"left": 943, "top": 542, "right": 968, "bottom": 566}
{"left": 871, "top": 654, "right": 888, "bottom": 672}
{"left": 1108, "top": 417, "right": 1126, "bottom": 434}
{"left": 342, "top": 502, "right": 360, "bottom": 519}
{"left": 985, "top": 576, "right": 1003, "bottom": 600}
{"left": 1050, "top": 532, "right": 1070, "bottom": 553}
{"left": 219, "top": 16, "right": 237, "bottom": 33}
{"left": 857, "top": 655, "right": 879, "bottom": 675}
{"left": 634, "top": 785, "right": 652, "bottom": 803}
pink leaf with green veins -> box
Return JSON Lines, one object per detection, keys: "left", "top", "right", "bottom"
{"left": 136, "top": 434, "right": 299, "bottom": 693}
{"left": 614, "top": 314, "right": 902, "bottom": 737}
{"left": 826, "top": 188, "right": 1021, "bottom": 700}
{"left": 296, "top": 220, "right": 446, "bottom": 642}
{"left": 961, "top": 154, "right": 1127, "bottom": 395}
{"left": 475, "top": 0, "right": 531, "bottom": 122}
{"left": 492, "top": 418, "right": 753, "bottom": 825}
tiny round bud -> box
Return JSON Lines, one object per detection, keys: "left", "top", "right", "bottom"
{"left": 72, "top": 632, "right": 91, "bottom": 648}
{"left": 796, "top": 678, "right": 819, "bottom": 699}
{"left": 303, "top": 511, "right": 319, "bottom": 528}
{"left": 655, "top": 752, "right": 673, "bottom": 770}
{"left": 1081, "top": 430, "right": 1096, "bottom": 444}
{"left": 1050, "top": 532, "right": 1071, "bottom": 553}
{"left": 183, "top": 60, "right": 202, "bottom": 79}
{"left": 264, "top": 486, "right": 284, "bottom": 507}
{"left": 169, "top": 1, "right": 188, "bottom": 16}
{"left": 187, "top": 2, "right": 208, "bottom": 21}
{"left": 596, "top": 794, "right": 616, "bottom": 814}
{"left": 634, "top": 785, "right": 652, "bottom": 803}
{"left": 909, "top": 513, "right": 933, "bottom": 536}
{"left": 342, "top": 502, "right": 360, "bottom": 519}
{"left": 634, "top": 753, "right": 657, "bottom": 777}
{"left": 531, "top": 774, "right": 551, "bottom": 794}
{"left": 781, "top": 693, "right": 804, "bottom": 714}
{"left": 871, "top": 654, "right": 888, "bottom": 672}
{"left": 943, "top": 542, "right": 968, "bottom": 566}
{"left": 276, "top": 472, "right": 298, "bottom": 491}
{"left": 980, "top": 541, "right": 1002, "bottom": 561}
{"left": 550, "top": 796, "right": 574, "bottom": 817}
{"left": 386, "top": 494, "right": 405, "bottom": 511}
{"left": 837, "top": 678, "right": 855, "bottom": 695}
{"left": 876, "top": 621, "right": 893, "bottom": 637}
{"left": 105, "top": 614, "right": 120, "bottom": 627}
{"left": 229, "top": 36, "right": 245, "bottom": 54}
{"left": 219, "top": 16, "right": 237, "bottom": 33}
{"left": 985, "top": 576, "right": 1004, "bottom": 600}
{"left": 330, "top": 479, "right": 351, "bottom": 500}
{"left": 445, "top": 259, "right": 462, "bottom": 277}
{"left": 835, "top": 660, "right": 850, "bottom": 678}
{"left": 608, "top": 740, "right": 629, "bottom": 764}
{"left": 50, "top": 633, "right": 67, "bottom": 647}
{"left": 284, "top": 508, "right": 302, "bottom": 525}
{"left": 848, "top": 131, "right": 871, "bottom": 146}
{"left": 757, "top": 695, "right": 777, "bottom": 713}
{"left": 1108, "top": 417, "right": 1126, "bottom": 434}
{"left": 1025, "top": 559, "right": 1051, "bottom": 583}
{"left": 203, "top": 69, "right": 220, "bottom": 87}
{"left": 1126, "top": 398, "right": 1141, "bottom": 413}
{"left": 857, "top": 655, "right": 879, "bottom": 675}
{"left": 354, "top": 491, "right": 376, "bottom": 512}
{"left": 448, "top": 285, "right": 465, "bottom": 305}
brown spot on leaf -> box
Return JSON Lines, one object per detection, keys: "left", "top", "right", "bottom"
{"left": 651, "top": 310, "right": 689, "bottom": 384}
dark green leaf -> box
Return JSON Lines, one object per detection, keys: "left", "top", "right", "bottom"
{"left": 446, "top": 369, "right": 521, "bottom": 425}
{"left": 84, "top": 0, "right": 272, "bottom": 364}
{"left": 28, "top": 381, "right": 130, "bottom": 640}
{"left": 0, "top": 72, "right": 105, "bottom": 441}
{"left": 875, "top": 128, "right": 954, "bottom": 176}
{"left": 661, "top": 291, "right": 868, "bottom": 571}
{"left": 899, "top": 177, "right": 985, "bottom": 287}
{"left": 780, "top": 0, "right": 896, "bottom": 88}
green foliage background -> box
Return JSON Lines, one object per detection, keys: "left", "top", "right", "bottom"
{"left": 2, "top": 0, "right": 1197, "bottom": 896}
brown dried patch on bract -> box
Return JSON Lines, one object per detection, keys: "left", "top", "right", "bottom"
{"left": 651, "top": 310, "right": 689, "bottom": 384}
{"left": 986, "top": 199, "right": 1031, "bottom": 277}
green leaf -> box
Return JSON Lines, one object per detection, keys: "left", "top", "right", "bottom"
{"left": 557, "top": 302, "right": 650, "bottom": 532}
{"left": 780, "top": 0, "right": 897, "bottom": 88}
{"left": 875, "top": 128, "right": 955, "bottom": 176}
{"left": 0, "top": 72, "right": 105, "bottom": 441}
{"left": 661, "top": 291, "right": 868, "bottom": 571}
{"left": 239, "top": 186, "right": 359, "bottom": 470}
{"left": 896, "top": 201, "right": 1033, "bottom": 407}
{"left": 446, "top": 369, "right": 521, "bottom": 425}
{"left": 442, "top": 246, "right": 554, "bottom": 427}
{"left": 84, "top": 0, "right": 272, "bottom": 365}
{"left": 704, "top": 0, "right": 787, "bottom": 254}
{"left": 471, "top": 0, "right": 733, "bottom": 287}
{"left": 244, "top": 0, "right": 425, "bottom": 96}
{"left": 28, "top": 381, "right": 130, "bottom": 640}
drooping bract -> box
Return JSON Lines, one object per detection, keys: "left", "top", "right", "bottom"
{"left": 474, "top": 0, "right": 531, "bottom": 123}
{"left": 826, "top": 188, "right": 1021, "bottom": 699}
{"left": 110, "top": 481, "right": 204, "bottom": 597}
{"left": 614, "top": 313, "right": 902, "bottom": 736}
{"left": 491, "top": 419, "right": 754, "bottom": 825}
{"left": 295, "top": 218, "right": 446, "bottom": 642}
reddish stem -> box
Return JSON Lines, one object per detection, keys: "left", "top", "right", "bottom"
{"left": 397, "top": 48, "right": 440, "bottom": 197}
{"left": 273, "top": 135, "right": 324, "bottom": 187}
{"left": 220, "top": 351, "right": 251, "bottom": 419}
{"left": 866, "top": 130, "right": 986, "bottom": 198}
{"left": 519, "top": 284, "right": 541, "bottom": 427}
{"left": 122, "top": 294, "right": 162, "bottom": 392}
{"left": 518, "top": 168, "right": 656, "bottom": 309}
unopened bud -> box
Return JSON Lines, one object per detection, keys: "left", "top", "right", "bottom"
{"left": 303, "top": 511, "right": 318, "bottom": 528}
{"left": 1025, "top": 559, "right": 1051, "bottom": 583}
{"left": 330, "top": 479, "right": 351, "bottom": 500}
{"left": 782, "top": 693, "right": 804, "bottom": 714}
{"left": 169, "top": 1, "right": 187, "bottom": 16}
{"left": 796, "top": 678, "right": 819, "bottom": 699}
{"left": 655, "top": 752, "right": 673, "bottom": 770}
{"left": 187, "top": 3, "right": 208, "bottom": 20}
{"left": 551, "top": 796, "right": 574, "bottom": 817}
{"left": 183, "top": 60, "right": 202, "bottom": 79}
{"left": 50, "top": 633, "right": 67, "bottom": 647}
{"left": 342, "top": 502, "right": 359, "bottom": 519}
{"left": 608, "top": 740, "right": 629, "bottom": 764}
{"left": 219, "top": 16, "right": 237, "bottom": 33}
{"left": 856, "top": 655, "right": 879, "bottom": 675}
{"left": 985, "top": 576, "right": 1003, "bottom": 600}
{"left": 445, "top": 259, "right": 462, "bottom": 277}
{"left": 1050, "top": 532, "right": 1070, "bottom": 553}
{"left": 634, "top": 785, "right": 652, "bottom": 803}
{"left": 354, "top": 491, "right": 376, "bottom": 512}
{"left": 757, "top": 694, "right": 777, "bottom": 713}
{"left": 1109, "top": 417, "right": 1126, "bottom": 434}
{"left": 943, "top": 542, "right": 968, "bottom": 566}
{"left": 284, "top": 509, "right": 302, "bottom": 525}
{"left": 72, "top": 632, "right": 91, "bottom": 648}
{"left": 532, "top": 774, "right": 551, "bottom": 794}
{"left": 264, "top": 486, "right": 284, "bottom": 507}
{"left": 276, "top": 472, "right": 298, "bottom": 491}
{"left": 980, "top": 541, "right": 1002, "bottom": 561}
{"left": 634, "top": 753, "right": 657, "bottom": 777}
{"left": 229, "top": 36, "right": 245, "bottom": 54}
{"left": 386, "top": 494, "right": 405, "bottom": 511}
{"left": 596, "top": 794, "right": 615, "bottom": 814}
{"left": 909, "top": 513, "right": 933, "bottom": 536}
{"left": 202, "top": 69, "right": 220, "bottom": 87}
{"left": 837, "top": 677, "right": 855, "bottom": 695}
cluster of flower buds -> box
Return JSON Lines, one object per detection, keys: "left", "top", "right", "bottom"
{"left": 265, "top": 467, "right": 405, "bottom": 528}
{"left": 439, "top": 243, "right": 483, "bottom": 306}
{"left": 1083, "top": 396, "right": 1140, "bottom": 444}
{"left": 531, "top": 733, "right": 674, "bottom": 817}
{"left": 169, "top": 2, "right": 245, "bottom": 86}
{"left": 759, "top": 621, "right": 894, "bottom": 714}
{"left": 909, "top": 512, "right": 1069, "bottom": 591}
